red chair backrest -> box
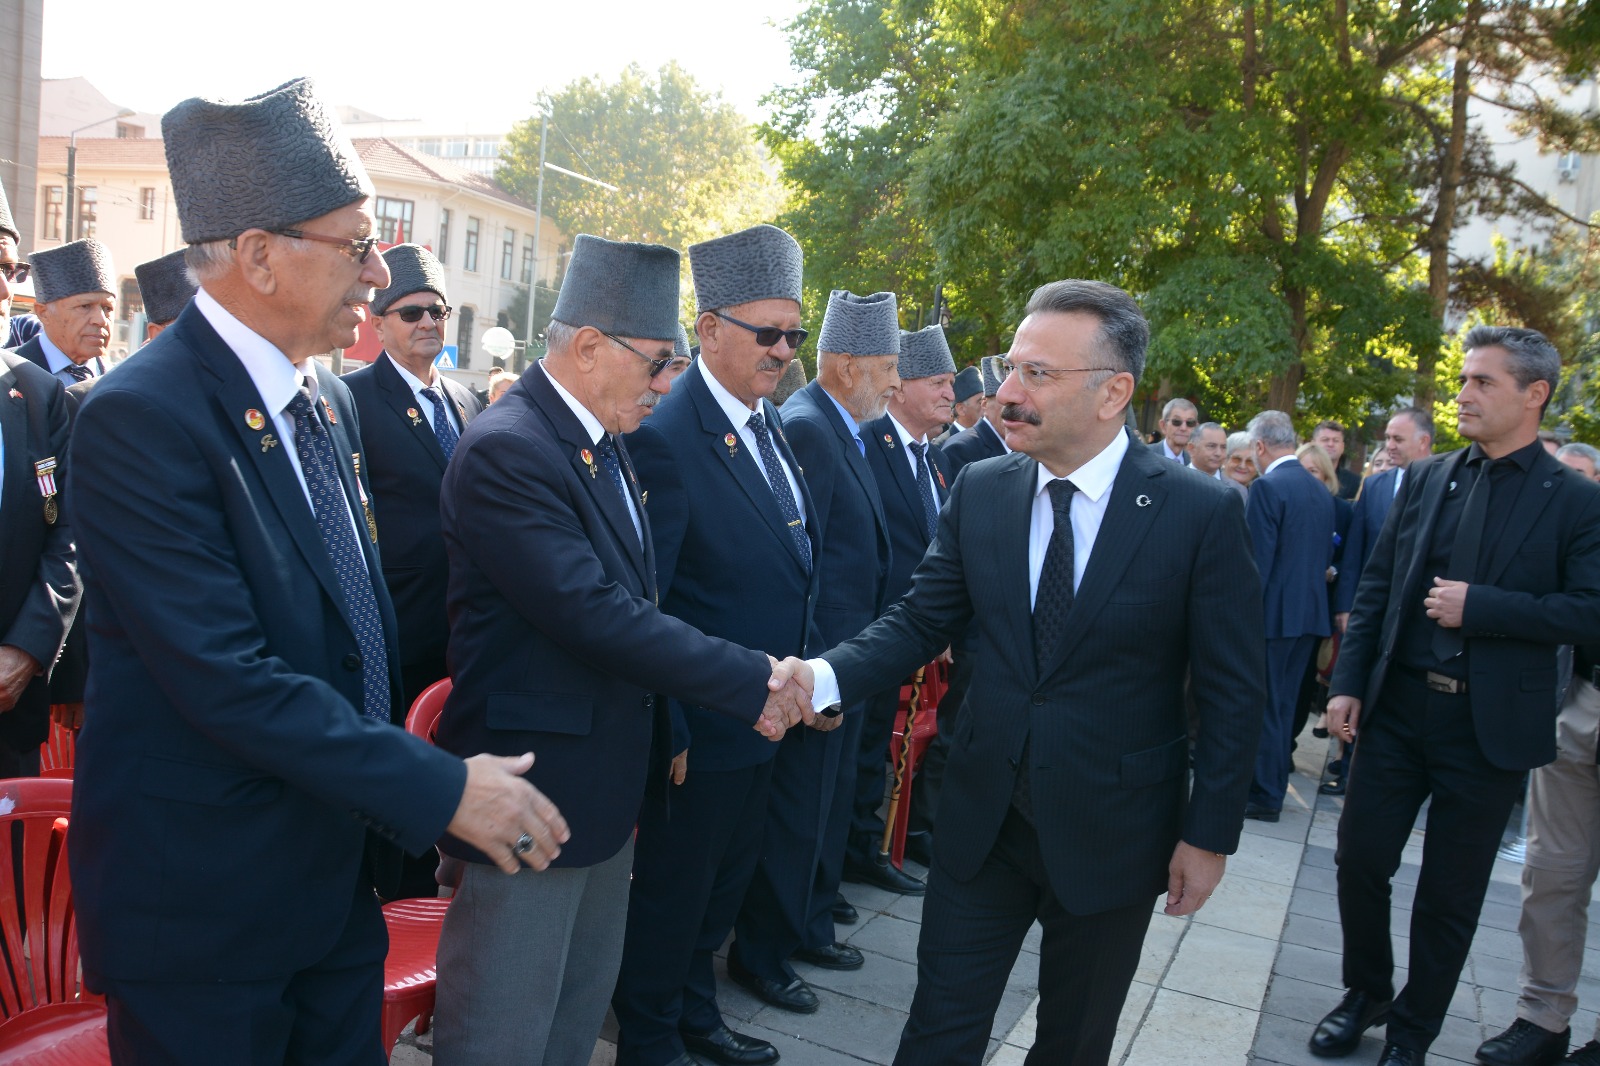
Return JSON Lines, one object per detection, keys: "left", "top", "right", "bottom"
{"left": 38, "top": 719, "right": 75, "bottom": 777}
{"left": 0, "top": 778, "right": 86, "bottom": 1020}
{"left": 404, "top": 679, "right": 452, "bottom": 745}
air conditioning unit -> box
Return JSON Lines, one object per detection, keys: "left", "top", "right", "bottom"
{"left": 1558, "top": 152, "right": 1581, "bottom": 183}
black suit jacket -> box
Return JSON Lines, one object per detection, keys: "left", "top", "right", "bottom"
{"left": 66, "top": 302, "right": 465, "bottom": 984}
{"left": 1334, "top": 466, "right": 1401, "bottom": 614}
{"left": 862, "top": 413, "right": 953, "bottom": 604}
{"left": 0, "top": 352, "right": 78, "bottom": 748}
{"left": 435, "top": 362, "right": 771, "bottom": 869}
{"left": 1331, "top": 446, "right": 1600, "bottom": 771}
{"left": 342, "top": 353, "right": 481, "bottom": 678}
{"left": 627, "top": 360, "right": 821, "bottom": 771}
{"left": 941, "top": 418, "right": 1007, "bottom": 478}
{"left": 826, "top": 437, "right": 1266, "bottom": 914}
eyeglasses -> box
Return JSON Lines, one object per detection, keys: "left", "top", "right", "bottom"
{"left": 272, "top": 229, "right": 381, "bottom": 263}
{"left": 999, "top": 357, "right": 1119, "bottom": 392}
{"left": 1167, "top": 418, "right": 1198, "bottom": 428}
{"left": 604, "top": 332, "right": 681, "bottom": 378}
{"left": 712, "top": 311, "right": 808, "bottom": 350}
{"left": 387, "top": 304, "right": 452, "bottom": 323}
{"left": 0, "top": 263, "right": 29, "bottom": 284}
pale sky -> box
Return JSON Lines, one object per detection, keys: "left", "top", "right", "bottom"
{"left": 42, "top": 0, "right": 808, "bottom": 131}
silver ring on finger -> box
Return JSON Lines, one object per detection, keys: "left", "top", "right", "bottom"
{"left": 512, "top": 832, "right": 535, "bottom": 856}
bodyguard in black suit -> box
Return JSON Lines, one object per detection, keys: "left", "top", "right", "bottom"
{"left": 342, "top": 244, "right": 482, "bottom": 715}
{"left": 768, "top": 290, "right": 900, "bottom": 979}
{"left": 790, "top": 279, "right": 1266, "bottom": 1064}
{"left": 1314, "top": 327, "right": 1600, "bottom": 1066}
{"left": 66, "top": 78, "right": 568, "bottom": 1065}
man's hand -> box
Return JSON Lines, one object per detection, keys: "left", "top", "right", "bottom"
{"left": 446, "top": 752, "right": 570, "bottom": 875}
{"left": 1424, "top": 577, "right": 1468, "bottom": 628}
{"left": 1326, "top": 695, "right": 1362, "bottom": 742}
{"left": 51, "top": 702, "right": 84, "bottom": 731}
{"left": 807, "top": 711, "right": 843, "bottom": 733}
{"left": 754, "top": 656, "right": 817, "bottom": 740}
{"left": 670, "top": 750, "right": 688, "bottom": 785}
{"left": 1334, "top": 612, "right": 1349, "bottom": 634}
{"left": 0, "top": 646, "right": 39, "bottom": 713}
{"left": 1165, "top": 841, "right": 1225, "bottom": 916}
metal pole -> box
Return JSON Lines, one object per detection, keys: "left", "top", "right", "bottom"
{"left": 65, "top": 135, "right": 77, "bottom": 240}
{"left": 521, "top": 114, "right": 547, "bottom": 362}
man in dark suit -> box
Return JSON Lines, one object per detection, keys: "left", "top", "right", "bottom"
{"left": 786, "top": 278, "right": 1266, "bottom": 1064}
{"left": 342, "top": 244, "right": 481, "bottom": 717}
{"left": 848, "top": 325, "right": 956, "bottom": 893}
{"left": 1314, "top": 420, "right": 1362, "bottom": 500}
{"left": 1240, "top": 410, "right": 1334, "bottom": 822}
{"left": 431, "top": 235, "right": 807, "bottom": 1066}
{"left": 66, "top": 77, "right": 569, "bottom": 1065}
{"left": 1313, "top": 327, "right": 1600, "bottom": 1066}
{"left": 15, "top": 239, "right": 115, "bottom": 386}
{"left": 941, "top": 355, "right": 1009, "bottom": 477}
{"left": 614, "top": 223, "right": 826, "bottom": 1064}
{"left": 1333, "top": 407, "right": 1434, "bottom": 627}
{"left": 769, "top": 289, "right": 899, "bottom": 981}
{"left": 1149, "top": 397, "right": 1196, "bottom": 464}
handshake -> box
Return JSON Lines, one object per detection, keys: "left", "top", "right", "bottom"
{"left": 755, "top": 656, "right": 824, "bottom": 740}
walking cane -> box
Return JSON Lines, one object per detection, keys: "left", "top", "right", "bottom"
{"left": 879, "top": 666, "right": 926, "bottom": 864}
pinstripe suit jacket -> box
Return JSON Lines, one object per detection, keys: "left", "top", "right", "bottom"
{"left": 826, "top": 433, "right": 1267, "bottom": 914}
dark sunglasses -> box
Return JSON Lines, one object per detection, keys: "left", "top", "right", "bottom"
{"left": 712, "top": 311, "right": 808, "bottom": 350}
{"left": 604, "top": 332, "right": 676, "bottom": 377}
{"left": 1167, "top": 418, "right": 1198, "bottom": 428}
{"left": 388, "top": 305, "right": 452, "bottom": 323}
{"left": 0, "top": 263, "right": 29, "bottom": 284}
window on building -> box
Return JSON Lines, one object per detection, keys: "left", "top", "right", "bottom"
{"left": 501, "top": 228, "right": 515, "bottom": 280}
{"left": 474, "top": 140, "right": 500, "bottom": 157}
{"left": 41, "top": 187, "right": 63, "bottom": 240}
{"left": 139, "top": 187, "right": 156, "bottom": 221}
{"left": 76, "top": 187, "right": 98, "bottom": 240}
{"left": 115, "top": 122, "right": 144, "bottom": 139}
{"left": 458, "top": 306, "right": 475, "bottom": 368}
{"left": 445, "top": 140, "right": 468, "bottom": 157}
{"left": 374, "top": 197, "right": 414, "bottom": 244}
{"left": 438, "top": 209, "right": 452, "bottom": 263}
{"left": 521, "top": 235, "right": 535, "bottom": 285}
{"left": 464, "top": 217, "right": 480, "bottom": 272}
{"left": 119, "top": 278, "right": 142, "bottom": 321}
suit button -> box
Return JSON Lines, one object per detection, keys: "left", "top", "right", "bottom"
{"left": 342, "top": 653, "right": 361, "bottom": 671}
{"left": 1032, "top": 693, "right": 1046, "bottom": 706}
{"left": 1008, "top": 757, "right": 1018, "bottom": 769}
{"left": 643, "top": 695, "right": 655, "bottom": 710}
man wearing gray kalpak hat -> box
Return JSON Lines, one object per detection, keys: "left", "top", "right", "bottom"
{"left": 935, "top": 365, "right": 983, "bottom": 444}
{"left": 615, "top": 222, "right": 824, "bottom": 1065}
{"left": 0, "top": 175, "right": 40, "bottom": 349}
{"left": 134, "top": 249, "right": 197, "bottom": 341}
{"left": 65, "top": 77, "right": 571, "bottom": 1065}
{"left": 848, "top": 323, "right": 956, "bottom": 889}
{"left": 761, "top": 289, "right": 899, "bottom": 990}
{"left": 14, "top": 239, "right": 116, "bottom": 386}
{"left": 942, "top": 354, "right": 1011, "bottom": 477}
{"left": 432, "top": 233, "right": 808, "bottom": 1066}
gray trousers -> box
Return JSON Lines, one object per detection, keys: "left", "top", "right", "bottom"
{"left": 1518, "top": 677, "right": 1600, "bottom": 1038}
{"left": 433, "top": 837, "right": 635, "bottom": 1066}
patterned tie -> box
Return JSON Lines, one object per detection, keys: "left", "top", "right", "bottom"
{"left": 908, "top": 440, "right": 939, "bottom": 541}
{"left": 746, "top": 411, "right": 812, "bottom": 572}
{"left": 594, "top": 434, "right": 641, "bottom": 545}
{"left": 62, "top": 363, "right": 92, "bottom": 383}
{"left": 1033, "top": 479, "right": 1080, "bottom": 667}
{"left": 419, "top": 385, "right": 459, "bottom": 463}
{"left": 287, "top": 387, "right": 391, "bottom": 723}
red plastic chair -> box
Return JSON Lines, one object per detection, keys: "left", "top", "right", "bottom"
{"left": 0, "top": 778, "right": 109, "bottom": 1064}
{"left": 403, "top": 679, "right": 451, "bottom": 744}
{"left": 36, "top": 722, "right": 74, "bottom": 780}
{"left": 886, "top": 660, "right": 946, "bottom": 868}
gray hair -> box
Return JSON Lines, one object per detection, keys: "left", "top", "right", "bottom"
{"left": 1462, "top": 325, "right": 1561, "bottom": 407}
{"left": 1226, "top": 431, "right": 1252, "bottom": 457}
{"left": 1022, "top": 279, "right": 1148, "bottom": 385}
{"left": 1161, "top": 397, "right": 1198, "bottom": 420}
{"left": 1557, "top": 442, "right": 1600, "bottom": 465}
{"left": 184, "top": 239, "right": 234, "bottom": 284}
{"left": 544, "top": 319, "right": 579, "bottom": 357}
{"left": 1196, "top": 421, "right": 1225, "bottom": 438}
{"left": 1246, "top": 410, "right": 1298, "bottom": 450}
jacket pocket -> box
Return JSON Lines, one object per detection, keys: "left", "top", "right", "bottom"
{"left": 1119, "top": 736, "right": 1188, "bottom": 789}
{"left": 486, "top": 692, "right": 594, "bottom": 736}
{"left": 139, "top": 755, "right": 282, "bottom": 806}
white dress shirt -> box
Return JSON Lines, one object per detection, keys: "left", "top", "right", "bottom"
{"left": 387, "top": 353, "right": 462, "bottom": 435}
{"left": 701, "top": 361, "right": 806, "bottom": 525}
{"left": 541, "top": 362, "right": 642, "bottom": 544}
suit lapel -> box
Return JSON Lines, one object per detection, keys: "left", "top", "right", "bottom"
{"left": 870, "top": 416, "right": 931, "bottom": 542}
{"left": 614, "top": 439, "right": 657, "bottom": 602}
{"left": 1396, "top": 451, "right": 1469, "bottom": 606}
{"left": 313, "top": 366, "right": 382, "bottom": 578}
{"left": 997, "top": 457, "right": 1041, "bottom": 681}
{"left": 375, "top": 354, "right": 449, "bottom": 473}
{"left": 813, "top": 385, "right": 891, "bottom": 548}
{"left": 1482, "top": 451, "right": 1563, "bottom": 585}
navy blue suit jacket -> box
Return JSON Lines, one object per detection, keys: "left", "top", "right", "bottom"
{"left": 941, "top": 418, "right": 1007, "bottom": 478}
{"left": 627, "top": 360, "right": 821, "bottom": 771}
{"left": 65, "top": 302, "right": 466, "bottom": 984}
{"left": 1334, "top": 466, "right": 1400, "bottom": 614}
{"left": 435, "top": 362, "right": 771, "bottom": 868}
{"left": 826, "top": 439, "right": 1266, "bottom": 913}
{"left": 342, "top": 353, "right": 481, "bottom": 680}
{"left": 863, "top": 413, "right": 952, "bottom": 604}
{"left": 1246, "top": 459, "right": 1335, "bottom": 640}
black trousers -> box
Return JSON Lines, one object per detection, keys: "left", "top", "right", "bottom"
{"left": 893, "top": 806, "right": 1153, "bottom": 1066}
{"left": 1336, "top": 669, "right": 1525, "bottom": 1051}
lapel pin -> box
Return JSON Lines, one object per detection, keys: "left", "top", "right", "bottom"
{"left": 261, "top": 433, "right": 279, "bottom": 453}
{"left": 936, "top": 469, "right": 947, "bottom": 490}
{"left": 244, "top": 408, "right": 265, "bottom": 431}
{"left": 1448, "top": 480, "right": 1457, "bottom": 492}
{"left": 8, "top": 389, "right": 21, "bottom": 401}
{"left": 1136, "top": 494, "right": 1152, "bottom": 507}
{"left": 581, "top": 448, "right": 597, "bottom": 478}
{"left": 724, "top": 432, "right": 738, "bottom": 457}
{"left": 321, "top": 397, "right": 337, "bottom": 425}
{"left": 641, "top": 490, "right": 649, "bottom": 507}
{"left": 884, "top": 433, "right": 895, "bottom": 449}
{"left": 407, "top": 407, "right": 423, "bottom": 427}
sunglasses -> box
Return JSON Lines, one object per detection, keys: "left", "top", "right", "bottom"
{"left": 0, "top": 263, "right": 29, "bottom": 284}
{"left": 387, "top": 304, "right": 452, "bottom": 323}
{"left": 1167, "top": 418, "right": 1198, "bottom": 428}
{"left": 712, "top": 311, "right": 808, "bottom": 350}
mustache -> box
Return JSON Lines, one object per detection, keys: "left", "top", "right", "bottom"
{"left": 637, "top": 393, "right": 660, "bottom": 409}
{"left": 1001, "top": 403, "right": 1040, "bottom": 427}
{"left": 757, "top": 357, "right": 787, "bottom": 373}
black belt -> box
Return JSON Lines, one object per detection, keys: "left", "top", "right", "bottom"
{"left": 1395, "top": 663, "right": 1468, "bottom": 694}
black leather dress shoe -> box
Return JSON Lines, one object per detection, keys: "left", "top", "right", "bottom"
{"left": 831, "top": 892, "right": 858, "bottom": 925}
{"left": 1318, "top": 779, "right": 1347, "bottom": 796}
{"left": 680, "top": 1023, "right": 780, "bottom": 1066}
{"left": 843, "top": 854, "right": 926, "bottom": 895}
{"left": 793, "top": 942, "right": 864, "bottom": 970}
{"left": 1565, "top": 1040, "right": 1600, "bottom": 1064}
{"left": 728, "top": 950, "right": 819, "bottom": 1014}
{"left": 1478, "top": 1019, "right": 1570, "bottom": 1066}
{"left": 1309, "top": 989, "right": 1392, "bottom": 1057}
{"left": 903, "top": 831, "right": 933, "bottom": 867}
{"left": 1244, "top": 803, "right": 1281, "bottom": 823}
{"left": 1375, "top": 1042, "right": 1423, "bottom": 1065}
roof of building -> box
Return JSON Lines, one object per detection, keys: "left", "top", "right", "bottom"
{"left": 38, "top": 136, "right": 169, "bottom": 170}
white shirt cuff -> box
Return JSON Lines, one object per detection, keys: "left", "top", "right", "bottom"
{"left": 807, "top": 657, "right": 841, "bottom": 711}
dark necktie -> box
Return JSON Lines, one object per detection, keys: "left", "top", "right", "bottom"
{"left": 908, "top": 440, "right": 939, "bottom": 541}
{"left": 419, "top": 385, "right": 459, "bottom": 463}
{"left": 63, "top": 363, "right": 91, "bottom": 383}
{"left": 1033, "top": 479, "right": 1080, "bottom": 667}
{"left": 1432, "top": 457, "right": 1490, "bottom": 663}
{"left": 286, "top": 387, "right": 391, "bottom": 723}
{"left": 594, "top": 434, "right": 641, "bottom": 545}
{"left": 746, "top": 411, "right": 812, "bottom": 572}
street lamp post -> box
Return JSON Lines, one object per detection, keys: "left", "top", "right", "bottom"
{"left": 64, "top": 109, "right": 135, "bottom": 241}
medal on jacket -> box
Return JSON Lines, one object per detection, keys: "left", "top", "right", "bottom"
{"left": 33, "top": 457, "right": 58, "bottom": 525}
{"left": 353, "top": 452, "right": 378, "bottom": 543}
{"left": 581, "top": 448, "right": 597, "bottom": 478}
{"left": 884, "top": 433, "right": 895, "bottom": 449}
{"left": 935, "top": 468, "right": 946, "bottom": 490}
{"left": 321, "top": 397, "right": 338, "bottom": 425}
{"left": 724, "top": 432, "right": 738, "bottom": 457}
{"left": 8, "top": 389, "right": 21, "bottom": 401}
{"left": 407, "top": 406, "right": 422, "bottom": 427}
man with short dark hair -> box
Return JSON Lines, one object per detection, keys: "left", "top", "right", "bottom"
{"left": 1151, "top": 397, "right": 1197, "bottom": 464}
{"left": 1315, "top": 420, "right": 1361, "bottom": 499}
{"left": 1314, "top": 326, "right": 1600, "bottom": 1066}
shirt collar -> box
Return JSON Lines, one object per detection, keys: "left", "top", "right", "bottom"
{"left": 981, "top": 417, "right": 1012, "bottom": 452}
{"left": 700, "top": 359, "right": 763, "bottom": 429}
{"left": 385, "top": 352, "right": 438, "bottom": 394}
{"left": 1161, "top": 439, "right": 1185, "bottom": 462}
{"left": 538, "top": 361, "right": 607, "bottom": 446}
{"left": 886, "top": 411, "right": 925, "bottom": 450}
{"left": 1265, "top": 453, "right": 1298, "bottom": 475}
{"left": 1033, "top": 427, "right": 1130, "bottom": 503}
{"left": 1467, "top": 438, "right": 1542, "bottom": 471}
{"left": 819, "top": 385, "right": 861, "bottom": 441}
{"left": 34, "top": 329, "right": 72, "bottom": 375}
{"left": 194, "top": 287, "right": 316, "bottom": 416}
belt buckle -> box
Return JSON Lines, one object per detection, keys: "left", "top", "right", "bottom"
{"left": 1424, "top": 671, "right": 1465, "bottom": 695}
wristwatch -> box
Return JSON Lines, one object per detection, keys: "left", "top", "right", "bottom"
{"left": 820, "top": 703, "right": 843, "bottom": 718}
